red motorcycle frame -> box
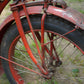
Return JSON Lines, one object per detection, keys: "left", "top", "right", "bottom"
{"left": 0, "top": 0, "right": 84, "bottom": 80}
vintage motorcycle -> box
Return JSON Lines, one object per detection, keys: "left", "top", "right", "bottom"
{"left": 0, "top": 0, "right": 84, "bottom": 84}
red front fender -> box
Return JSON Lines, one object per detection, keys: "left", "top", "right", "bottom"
{"left": 0, "top": 6, "right": 43, "bottom": 44}
{"left": 47, "top": 6, "right": 84, "bottom": 30}
{"left": 0, "top": 5, "right": 84, "bottom": 44}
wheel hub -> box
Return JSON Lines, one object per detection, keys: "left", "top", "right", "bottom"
{"left": 43, "top": 59, "right": 62, "bottom": 79}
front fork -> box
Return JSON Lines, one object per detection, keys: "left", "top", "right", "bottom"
{"left": 10, "top": 0, "right": 63, "bottom": 75}
{"left": 11, "top": 3, "right": 49, "bottom": 75}
{"left": 10, "top": 0, "right": 60, "bottom": 75}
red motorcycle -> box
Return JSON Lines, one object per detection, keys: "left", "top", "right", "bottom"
{"left": 0, "top": 0, "right": 84, "bottom": 84}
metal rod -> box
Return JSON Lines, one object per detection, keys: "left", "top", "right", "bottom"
{"left": 0, "top": 56, "right": 48, "bottom": 78}
{"left": 12, "top": 8, "right": 48, "bottom": 75}
{"left": 41, "top": 13, "right": 46, "bottom": 69}
{"left": 42, "top": 28, "right": 78, "bottom": 46}
{"left": 22, "top": 3, "right": 43, "bottom": 61}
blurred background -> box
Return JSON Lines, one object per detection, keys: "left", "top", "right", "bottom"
{"left": 0, "top": 0, "right": 84, "bottom": 84}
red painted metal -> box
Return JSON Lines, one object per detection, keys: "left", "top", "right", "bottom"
{"left": 8, "top": 35, "right": 24, "bottom": 84}
{"left": 41, "top": 1, "right": 48, "bottom": 69}
{"left": 47, "top": 6, "right": 84, "bottom": 30}
{"left": 50, "top": 34, "right": 54, "bottom": 57}
{"left": 40, "top": 27, "right": 84, "bottom": 55}
{"left": 1, "top": 5, "right": 84, "bottom": 44}
{"left": 22, "top": 3, "right": 43, "bottom": 61}
{"left": 43, "top": 28, "right": 78, "bottom": 46}
{"left": 35, "top": 31, "right": 56, "bottom": 59}
{"left": 0, "top": 0, "right": 10, "bottom": 14}
{"left": 41, "top": 13, "right": 46, "bottom": 68}
{"left": 0, "top": 56, "right": 49, "bottom": 78}
{"left": 0, "top": 6, "right": 43, "bottom": 44}
{"left": 0, "top": 6, "right": 43, "bottom": 31}
{"left": 12, "top": 7, "right": 48, "bottom": 75}
{"left": 47, "top": 33, "right": 59, "bottom": 61}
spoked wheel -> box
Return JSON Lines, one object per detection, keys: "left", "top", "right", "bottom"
{"left": 1, "top": 15, "right": 84, "bottom": 84}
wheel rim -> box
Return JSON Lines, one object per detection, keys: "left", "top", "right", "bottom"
{"left": 8, "top": 29, "right": 84, "bottom": 84}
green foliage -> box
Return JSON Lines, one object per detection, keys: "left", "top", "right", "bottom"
{"left": 65, "top": 0, "right": 84, "bottom": 14}
{"left": 54, "top": 81, "right": 59, "bottom": 84}
{"left": 66, "top": 0, "right": 84, "bottom": 2}
{"left": 72, "top": 69, "right": 80, "bottom": 77}
{"left": 72, "top": 69, "right": 79, "bottom": 73}
{"left": 5, "top": 0, "right": 13, "bottom": 9}
{"left": 0, "top": 74, "right": 10, "bottom": 84}
{"left": 27, "top": 83, "right": 31, "bottom": 84}
{"left": 2, "top": 73, "right": 7, "bottom": 79}
{"left": 79, "top": 9, "right": 84, "bottom": 14}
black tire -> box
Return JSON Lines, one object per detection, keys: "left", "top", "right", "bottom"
{"left": 1, "top": 15, "right": 84, "bottom": 84}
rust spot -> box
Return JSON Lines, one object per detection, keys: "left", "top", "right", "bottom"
{"left": 65, "top": 7, "right": 84, "bottom": 30}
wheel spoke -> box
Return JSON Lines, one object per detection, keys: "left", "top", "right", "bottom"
{"left": 47, "top": 32, "right": 60, "bottom": 61}
{"left": 15, "top": 47, "right": 35, "bottom": 66}
{"left": 14, "top": 68, "right": 36, "bottom": 74}
{"left": 8, "top": 30, "right": 84, "bottom": 84}
{"left": 27, "top": 33, "right": 34, "bottom": 42}
{"left": 58, "top": 42, "right": 71, "bottom": 56}
{"left": 64, "top": 48, "right": 79, "bottom": 63}
{"left": 56, "top": 38, "right": 63, "bottom": 49}
{"left": 35, "top": 31, "right": 57, "bottom": 59}
{"left": 12, "top": 56, "right": 37, "bottom": 68}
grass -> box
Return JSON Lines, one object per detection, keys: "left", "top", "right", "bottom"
{"left": 79, "top": 9, "right": 84, "bottom": 14}
{"left": 42, "top": 78, "right": 59, "bottom": 84}
{"left": 65, "top": 0, "right": 84, "bottom": 14}
{"left": 0, "top": 74, "right": 10, "bottom": 84}
{"left": 66, "top": 0, "right": 84, "bottom": 2}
